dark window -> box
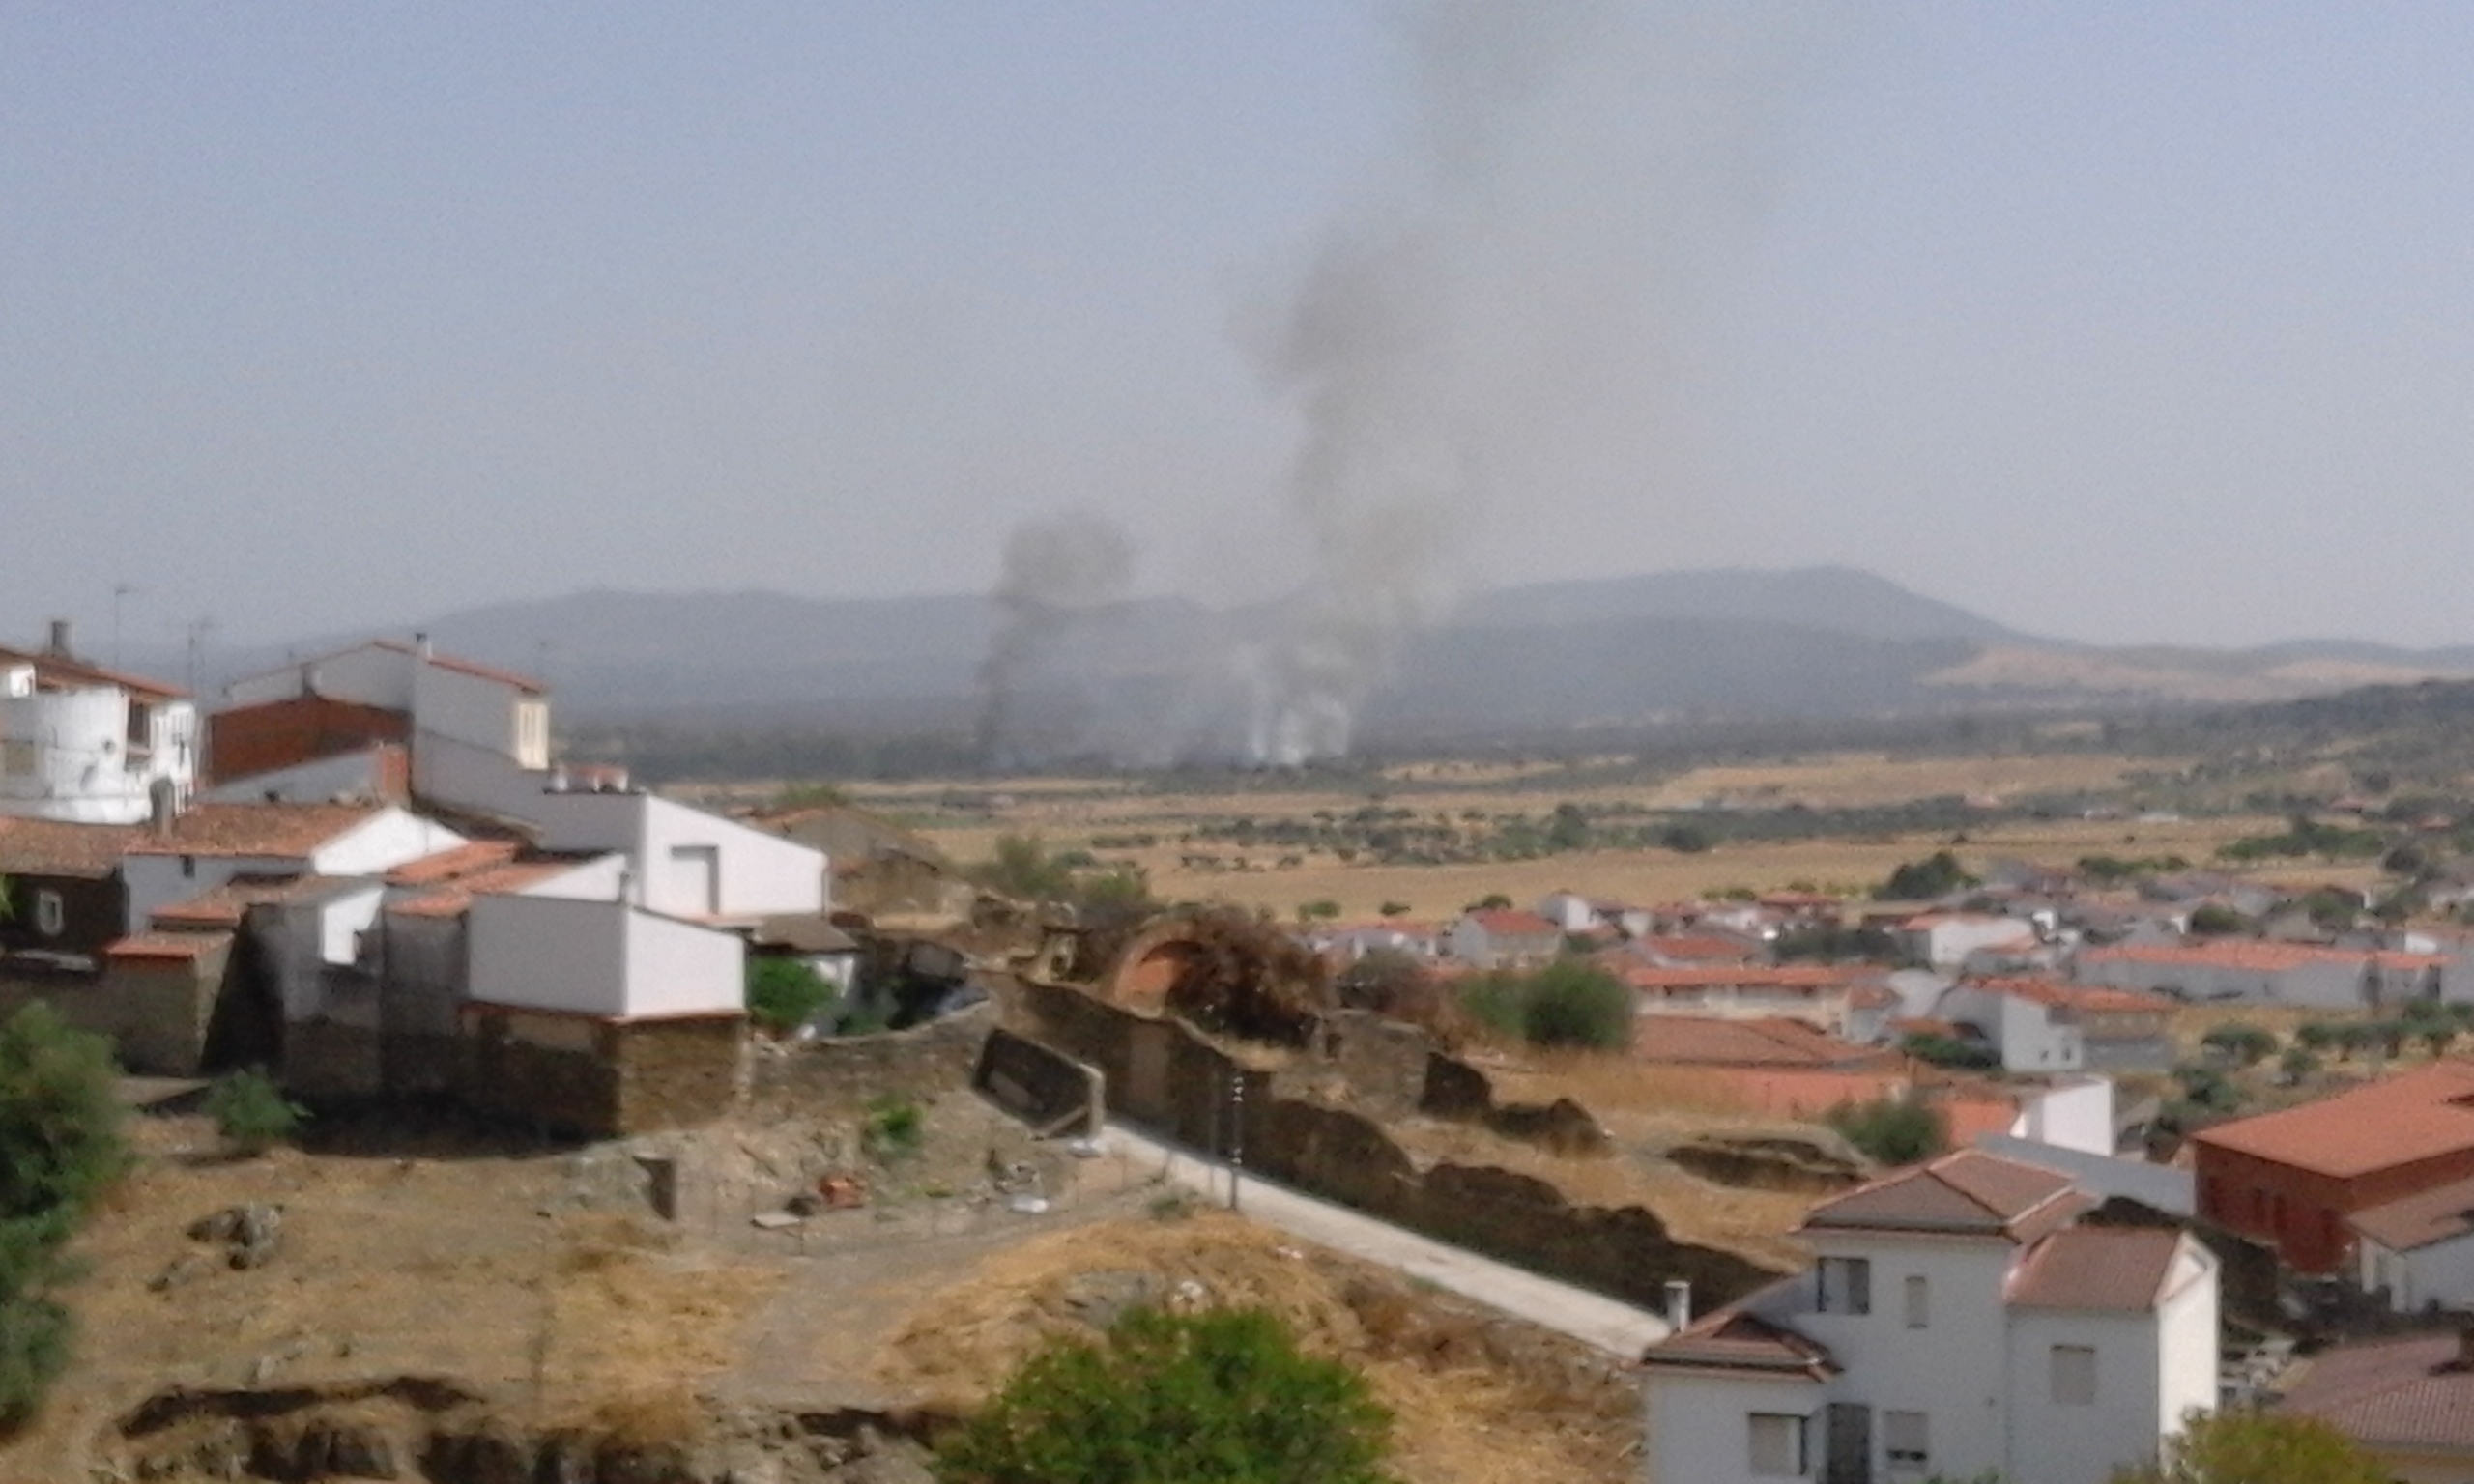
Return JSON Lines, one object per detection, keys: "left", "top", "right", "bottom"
{"left": 1818, "top": 1256, "right": 1871, "bottom": 1315}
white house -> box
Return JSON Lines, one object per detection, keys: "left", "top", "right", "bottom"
{"left": 1446, "top": 908, "right": 1564, "bottom": 969}
{"left": 1639, "top": 1150, "right": 2218, "bottom": 1484}
{"left": 1896, "top": 912, "right": 2039, "bottom": 971}
{"left": 524, "top": 790, "right": 825, "bottom": 920}
{"left": 2351, "top": 1172, "right": 2474, "bottom": 1315}
{"left": 0, "top": 623, "right": 197, "bottom": 825}
{"left": 468, "top": 893, "right": 747, "bottom": 1020}
{"left": 2074, "top": 941, "right": 2445, "bottom": 1011}
{"left": 1935, "top": 977, "right": 2177, "bottom": 1074}
{"left": 121, "top": 802, "right": 467, "bottom": 936}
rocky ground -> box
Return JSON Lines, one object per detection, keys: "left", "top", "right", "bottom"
{"left": 11, "top": 1088, "right": 1642, "bottom": 1484}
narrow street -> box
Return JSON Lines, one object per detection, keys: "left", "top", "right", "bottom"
{"left": 1098, "top": 1123, "right": 1672, "bottom": 1357}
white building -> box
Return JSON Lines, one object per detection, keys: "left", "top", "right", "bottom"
{"left": 1936, "top": 977, "right": 2176, "bottom": 1074}
{"left": 2075, "top": 941, "right": 2445, "bottom": 1011}
{"left": 0, "top": 622, "right": 197, "bottom": 825}
{"left": 525, "top": 790, "right": 824, "bottom": 921}
{"left": 1639, "top": 1150, "right": 2218, "bottom": 1484}
{"left": 2351, "top": 1173, "right": 2474, "bottom": 1314}
{"left": 123, "top": 802, "right": 467, "bottom": 936}
{"left": 1897, "top": 912, "right": 2039, "bottom": 971}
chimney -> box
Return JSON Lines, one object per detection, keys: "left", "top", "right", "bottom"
{"left": 2459, "top": 1320, "right": 2474, "bottom": 1372}
{"left": 415, "top": 631, "right": 433, "bottom": 660}
{"left": 1664, "top": 1279, "right": 1692, "bottom": 1333}
{"left": 44, "top": 619, "right": 71, "bottom": 658}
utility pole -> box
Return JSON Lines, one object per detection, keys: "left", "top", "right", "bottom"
{"left": 111, "top": 583, "right": 139, "bottom": 667}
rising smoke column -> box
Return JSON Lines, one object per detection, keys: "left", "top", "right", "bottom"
{"left": 1247, "top": 0, "right": 1844, "bottom": 763}
{"left": 977, "top": 510, "right": 1136, "bottom": 765}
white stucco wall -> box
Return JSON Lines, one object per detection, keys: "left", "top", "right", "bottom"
{"left": 529, "top": 793, "right": 824, "bottom": 918}
{"left": 469, "top": 894, "right": 743, "bottom": 1018}
{"left": 307, "top": 808, "right": 467, "bottom": 877}
{"left": 1642, "top": 1372, "right": 1824, "bottom": 1484}
{"left": 1795, "top": 1236, "right": 2017, "bottom": 1482}
{"left": 2365, "top": 1232, "right": 2474, "bottom": 1312}
{"left": 519, "top": 853, "right": 631, "bottom": 901}
{"left": 413, "top": 731, "right": 553, "bottom": 821}
{"left": 2008, "top": 1310, "right": 2166, "bottom": 1484}
{"left": 206, "top": 747, "right": 394, "bottom": 805}
{"left": 319, "top": 883, "right": 385, "bottom": 966}
{"left": 411, "top": 661, "right": 528, "bottom": 756}
{"left": 2011, "top": 1076, "right": 2114, "bottom": 1156}
{"left": 0, "top": 687, "right": 196, "bottom": 824}
{"left": 2154, "top": 1240, "right": 2219, "bottom": 1445}
{"left": 226, "top": 645, "right": 417, "bottom": 711}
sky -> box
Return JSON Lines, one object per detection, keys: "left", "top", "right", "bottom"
{"left": 4, "top": 2, "right": 2471, "bottom": 654}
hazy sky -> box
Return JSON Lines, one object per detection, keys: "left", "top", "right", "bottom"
{"left": 6, "top": 3, "right": 2471, "bottom": 652}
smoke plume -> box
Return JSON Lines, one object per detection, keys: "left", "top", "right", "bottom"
{"left": 977, "top": 510, "right": 1135, "bottom": 764}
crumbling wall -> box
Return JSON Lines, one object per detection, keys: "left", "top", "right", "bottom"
{"left": 745, "top": 999, "right": 994, "bottom": 1119}
{"left": 1018, "top": 978, "right": 1785, "bottom": 1310}
{"left": 456, "top": 1008, "right": 744, "bottom": 1139}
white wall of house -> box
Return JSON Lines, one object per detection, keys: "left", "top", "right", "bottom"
{"left": 520, "top": 853, "right": 631, "bottom": 901}
{"left": 1535, "top": 892, "right": 1598, "bottom": 933}
{"left": 413, "top": 731, "right": 550, "bottom": 821}
{"left": 306, "top": 808, "right": 467, "bottom": 878}
{"left": 318, "top": 883, "right": 385, "bottom": 968}
{"left": 0, "top": 685, "right": 196, "bottom": 824}
{"left": 2075, "top": 953, "right": 2384, "bottom": 1009}
{"left": 1907, "top": 917, "right": 2037, "bottom": 969}
{"left": 529, "top": 792, "right": 823, "bottom": 918}
{"left": 2008, "top": 1310, "right": 2167, "bottom": 1482}
{"left": 1942, "top": 985, "right": 2085, "bottom": 1072}
{"left": 1794, "top": 1236, "right": 2019, "bottom": 1481}
{"left": 2359, "top": 1232, "right": 2474, "bottom": 1313}
{"left": 411, "top": 661, "right": 531, "bottom": 758}
{"left": 2155, "top": 1243, "right": 2220, "bottom": 1440}
{"left": 1641, "top": 1372, "right": 1823, "bottom": 1484}
{"left": 2011, "top": 1076, "right": 2114, "bottom": 1156}
{"left": 227, "top": 645, "right": 417, "bottom": 711}
{"left": 469, "top": 895, "right": 744, "bottom": 1018}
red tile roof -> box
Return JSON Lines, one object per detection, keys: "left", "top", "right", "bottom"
{"left": 1623, "top": 964, "right": 1859, "bottom": 994}
{"left": 1803, "top": 1150, "right": 2083, "bottom": 1241}
{"left": 2193, "top": 1060, "right": 2474, "bottom": 1180}
{"left": 385, "top": 839, "right": 520, "bottom": 886}
{"left": 105, "top": 930, "right": 231, "bottom": 962}
{"left": 124, "top": 803, "right": 384, "bottom": 859}
{"left": 2006, "top": 1228, "right": 2186, "bottom": 1311}
{"left": 2346, "top": 1173, "right": 2474, "bottom": 1252}
{"left": 1970, "top": 976, "right": 2175, "bottom": 1015}
{"left": 2081, "top": 941, "right": 2444, "bottom": 974}
{"left": 1634, "top": 1015, "right": 1892, "bottom": 1070}
{"left": 150, "top": 874, "right": 338, "bottom": 928}
{"left": 385, "top": 860, "right": 580, "bottom": 919}
{"left": 1638, "top": 1301, "right": 1836, "bottom": 1379}
{"left": 1635, "top": 932, "right": 1767, "bottom": 963}
{"left": 0, "top": 643, "right": 187, "bottom": 700}
{"left": 0, "top": 817, "right": 142, "bottom": 877}
{"left": 2278, "top": 1330, "right": 2474, "bottom": 1453}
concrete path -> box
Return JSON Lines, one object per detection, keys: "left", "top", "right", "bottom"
{"left": 1098, "top": 1122, "right": 1670, "bottom": 1357}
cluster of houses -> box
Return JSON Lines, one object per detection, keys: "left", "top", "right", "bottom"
{"left": 1309, "top": 878, "right": 2474, "bottom": 1480}
{"left": 0, "top": 622, "right": 858, "bottom": 1133}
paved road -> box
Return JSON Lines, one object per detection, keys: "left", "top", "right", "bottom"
{"left": 1098, "top": 1122, "right": 1671, "bottom": 1357}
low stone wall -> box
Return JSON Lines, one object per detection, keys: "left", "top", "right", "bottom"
{"left": 3, "top": 949, "right": 231, "bottom": 1075}
{"left": 285, "top": 1020, "right": 386, "bottom": 1102}
{"left": 1017, "top": 977, "right": 1786, "bottom": 1311}
{"left": 746, "top": 1000, "right": 994, "bottom": 1120}
{"left": 456, "top": 1007, "right": 745, "bottom": 1139}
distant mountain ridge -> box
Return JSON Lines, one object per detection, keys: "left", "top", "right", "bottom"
{"left": 137, "top": 568, "right": 2474, "bottom": 750}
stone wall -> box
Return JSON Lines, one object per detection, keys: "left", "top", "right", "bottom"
{"left": 745, "top": 999, "right": 994, "bottom": 1119}
{"left": 973, "top": 1027, "right": 1104, "bottom": 1135}
{"left": 1015, "top": 977, "right": 1785, "bottom": 1310}
{"left": 455, "top": 1007, "right": 746, "bottom": 1139}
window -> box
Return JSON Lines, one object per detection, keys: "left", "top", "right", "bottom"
{"left": 1884, "top": 1410, "right": 1929, "bottom": 1471}
{"left": 2051, "top": 1344, "right": 2097, "bottom": 1406}
{"left": 1817, "top": 1256, "right": 1871, "bottom": 1315}
{"left": 1903, "top": 1274, "right": 1928, "bottom": 1329}
{"left": 32, "top": 890, "right": 64, "bottom": 938}
{"left": 1748, "top": 1413, "right": 1807, "bottom": 1477}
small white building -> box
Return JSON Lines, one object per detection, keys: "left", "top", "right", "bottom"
{"left": 1639, "top": 1150, "right": 2218, "bottom": 1484}
{"left": 525, "top": 790, "right": 825, "bottom": 920}
{"left": 122, "top": 802, "right": 467, "bottom": 936}
{"left": 1446, "top": 908, "right": 1564, "bottom": 969}
{"left": 1897, "top": 912, "right": 2039, "bottom": 971}
{"left": 2351, "top": 1173, "right": 2474, "bottom": 1315}
{"left": 0, "top": 623, "right": 197, "bottom": 826}
{"left": 1936, "top": 977, "right": 2177, "bottom": 1074}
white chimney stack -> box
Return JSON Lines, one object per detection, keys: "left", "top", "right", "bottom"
{"left": 1664, "top": 1279, "right": 1692, "bottom": 1332}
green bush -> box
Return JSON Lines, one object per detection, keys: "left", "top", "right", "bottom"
{"left": 863, "top": 1095, "right": 925, "bottom": 1163}
{"left": 2201, "top": 1022, "right": 2278, "bottom": 1068}
{"left": 1876, "top": 850, "right": 1975, "bottom": 900}
{"left": 1826, "top": 1097, "right": 1947, "bottom": 1167}
{"left": 1899, "top": 1032, "right": 1998, "bottom": 1071}
{"left": 205, "top": 1069, "right": 306, "bottom": 1156}
{"left": 0, "top": 1004, "right": 128, "bottom": 1224}
{"left": 1519, "top": 962, "right": 1632, "bottom": 1050}
{"left": 934, "top": 1306, "right": 1394, "bottom": 1484}
{"left": 745, "top": 956, "right": 837, "bottom": 1036}
{"left": 0, "top": 1287, "right": 72, "bottom": 1433}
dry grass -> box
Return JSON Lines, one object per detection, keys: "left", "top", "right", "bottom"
{"left": 874, "top": 1211, "right": 1639, "bottom": 1484}
{"left": 535, "top": 1214, "right": 783, "bottom": 1428}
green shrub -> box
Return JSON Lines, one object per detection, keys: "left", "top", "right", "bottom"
{"left": 0, "top": 1004, "right": 128, "bottom": 1223}
{"left": 1899, "top": 1032, "right": 1999, "bottom": 1071}
{"left": 863, "top": 1095, "right": 925, "bottom": 1163}
{"left": 1876, "top": 850, "right": 1975, "bottom": 900}
{"left": 1826, "top": 1097, "right": 1946, "bottom": 1167}
{"left": 2201, "top": 1022, "right": 2277, "bottom": 1068}
{"left": 205, "top": 1068, "right": 306, "bottom": 1156}
{"left": 1520, "top": 962, "right": 1632, "bottom": 1050}
{"left": 745, "top": 956, "right": 837, "bottom": 1036}
{"left": 934, "top": 1306, "right": 1394, "bottom": 1484}
{"left": 0, "top": 1287, "right": 72, "bottom": 1434}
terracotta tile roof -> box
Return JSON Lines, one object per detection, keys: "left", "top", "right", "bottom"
{"left": 1929, "top": 1085, "right": 2026, "bottom": 1146}
{"left": 2006, "top": 1228, "right": 2185, "bottom": 1311}
{"left": 230, "top": 639, "right": 545, "bottom": 697}
{"left": 1639, "top": 1282, "right": 1836, "bottom": 1378}
{"left": 151, "top": 874, "right": 339, "bottom": 928}
{"left": 2278, "top": 1330, "right": 2474, "bottom": 1453}
{"left": 1902, "top": 912, "right": 2030, "bottom": 930}
{"left": 1634, "top": 1015, "right": 1891, "bottom": 1070}
{"left": 1636, "top": 932, "right": 1767, "bottom": 963}
{"left": 0, "top": 817, "right": 141, "bottom": 877}
{"left": 2193, "top": 1060, "right": 2474, "bottom": 1179}
{"left": 1970, "top": 976, "right": 2175, "bottom": 1016}
{"left": 2347, "top": 1173, "right": 2474, "bottom": 1252}
{"left": 105, "top": 930, "right": 231, "bottom": 961}
{"left": 1464, "top": 909, "right": 1561, "bottom": 938}
{"left": 385, "top": 860, "right": 580, "bottom": 919}
{"left": 0, "top": 643, "right": 187, "bottom": 700}
{"left": 1848, "top": 984, "right": 1898, "bottom": 1009}
{"left": 385, "top": 839, "right": 520, "bottom": 886}
{"left": 2081, "top": 941, "right": 2442, "bottom": 974}
{"left": 1803, "top": 1150, "right": 2083, "bottom": 1241}
{"left": 124, "top": 803, "right": 384, "bottom": 859}
{"left": 1623, "top": 964, "right": 1858, "bottom": 994}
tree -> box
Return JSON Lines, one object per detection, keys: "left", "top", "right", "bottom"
{"left": 2107, "top": 1409, "right": 2387, "bottom": 1483}
{"left": 934, "top": 1306, "right": 1394, "bottom": 1484}
{"left": 2187, "top": 903, "right": 2245, "bottom": 935}
{"left": 204, "top": 1068, "right": 306, "bottom": 1156}
{"left": 1826, "top": 1096, "right": 1947, "bottom": 1166}
{"left": 2201, "top": 1022, "right": 2277, "bottom": 1069}
{"left": 1544, "top": 802, "right": 1590, "bottom": 853}
{"left": 0, "top": 1004, "right": 128, "bottom": 1224}
{"left": 1334, "top": 950, "right": 1439, "bottom": 1022}
{"left": 1877, "top": 850, "right": 1975, "bottom": 901}
{"left": 745, "top": 956, "right": 838, "bottom": 1036}
{"left": 1518, "top": 961, "right": 1632, "bottom": 1050}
